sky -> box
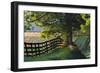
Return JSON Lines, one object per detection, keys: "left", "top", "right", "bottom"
{"left": 27, "top": 23, "right": 43, "bottom": 32}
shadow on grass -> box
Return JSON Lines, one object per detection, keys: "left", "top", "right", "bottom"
{"left": 24, "top": 46, "right": 88, "bottom": 62}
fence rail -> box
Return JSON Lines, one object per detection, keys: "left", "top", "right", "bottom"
{"left": 24, "top": 37, "right": 62, "bottom": 56}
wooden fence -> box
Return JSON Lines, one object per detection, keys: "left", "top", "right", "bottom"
{"left": 24, "top": 37, "right": 62, "bottom": 56}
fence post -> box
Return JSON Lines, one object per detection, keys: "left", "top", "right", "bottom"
{"left": 34, "top": 43, "right": 37, "bottom": 56}
{"left": 31, "top": 43, "right": 32, "bottom": 56}
{"left": 24, "top": 43, "right": 28, "bottom": 56}
{"left": 37, "top": 43, "right": 40, "bottom": 56}
{"left": 45, "top": 42, "right": 48, "bottom": 53}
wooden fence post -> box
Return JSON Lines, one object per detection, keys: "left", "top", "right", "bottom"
{"left": 24, "top": 43, "right": 28, "bottom": 56}
{"left": 37, "top": 43, "right": 40, "bottom": 56}
{"left": 34, "top": 43, "right": 37, "bottom": 56}
{"left": 31, "top": 43, "right": 32, "bottom": 56}
{"left": 45, "top": 42, "right": 48, "bottom": 53}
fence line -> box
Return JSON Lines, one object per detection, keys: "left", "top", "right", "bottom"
{"left": 24, "top": 37, "right": 62, "bottom": 56}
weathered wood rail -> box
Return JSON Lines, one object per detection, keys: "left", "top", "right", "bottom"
{"left": 24, "top": 37, "right": 62, "bottom": 56}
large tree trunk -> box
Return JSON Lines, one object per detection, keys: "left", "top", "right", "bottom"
{"left": 63, "top": 30, "right": 72, "bottom": 47}
{"left": 65, "top": 13, "right": 73, "bottom": 46}
{"left": 67, "top": 30, "right": 72, "bottom": 45}
{"left": 66, "top": 22, "right": 73, "bottom": 45}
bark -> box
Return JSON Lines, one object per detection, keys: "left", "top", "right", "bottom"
{"left": 67, "top": 29, "right": 72, "bottom": 45}
{"left": 63, "top": 31, "right": 72, "bottom": 47}
{"left": 64, "top": 13, "right": 73, "bottom": 46}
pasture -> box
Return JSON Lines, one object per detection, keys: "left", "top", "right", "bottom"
{"left": 24, "top": 32, "right": 90, "bottom": 62}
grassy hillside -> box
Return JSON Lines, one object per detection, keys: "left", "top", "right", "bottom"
{"left": 24, "top": 36, "right": 90, "bottom": 62}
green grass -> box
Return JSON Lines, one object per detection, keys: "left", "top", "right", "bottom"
{"left": 24, "top": 36, "right": 90, "bottom": 62}
{"left": 24, "top": 47, "right": 71, "bottom": 62}
{"left": 74, "top": 36, "right": 90, "bottom": 58}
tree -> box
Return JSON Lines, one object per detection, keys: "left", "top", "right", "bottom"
{"left": 80, "top": 14, "right": 90, "bottom": 35}
{"left": 64, "top": 13, "right": 85, "bottom": 45}
{"left": 24, "top": 11, "right": 88, "bottom": 46}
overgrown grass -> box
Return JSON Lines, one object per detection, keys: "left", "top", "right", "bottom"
{"left": 74, "top": 36, "right": 90, "bottom": 58}
{"left": 24, "top": 36, "right": 90, "bottom": 62}
{"left": 24, "top": 47, "right": 71, "bottom": 62}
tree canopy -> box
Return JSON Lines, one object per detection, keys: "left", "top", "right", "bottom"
{"left": 24, "top": 11, "right": 90, "bottom": 46}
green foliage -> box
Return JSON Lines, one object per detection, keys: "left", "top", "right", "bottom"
{"left": 80, "top": 14, "right": 90, "bottom": 34}
{"left": 24, "top": 11, "right": 90, "bottom": 45}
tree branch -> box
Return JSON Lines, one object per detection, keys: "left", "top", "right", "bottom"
{"left": 32, "top": 13, "right": 48, "bottom": 22}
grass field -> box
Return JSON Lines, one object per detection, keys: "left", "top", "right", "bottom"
{"left": 24, "top": 32, "right": 55, "bottom": 43}
{"left": 24, "top": 32, "right": 90, "bottom": 62}
{"left": 75, "top": 36, "right": 90, "bottom": 58}
{"left": 24, "top": 47, "right": 71, "bottom": 61}
{"left": 24, "top": 46, "right": 88, "bottom": 62}
{"left": 24, "top": 32, "right": 45, "bottom": 43}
